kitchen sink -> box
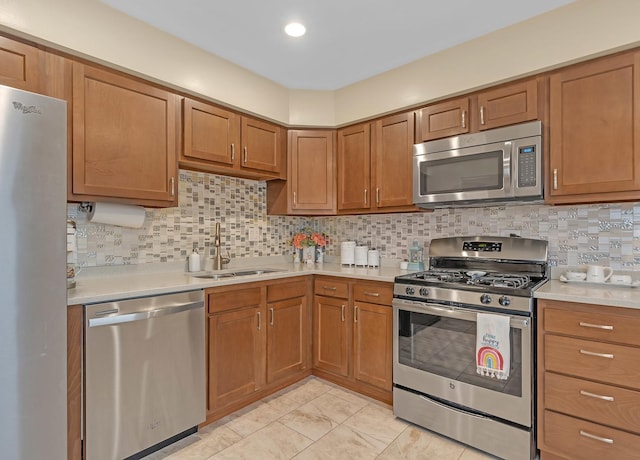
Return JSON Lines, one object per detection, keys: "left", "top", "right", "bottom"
{"left": 192, "top": 268, "right": 284, "bottom": 280}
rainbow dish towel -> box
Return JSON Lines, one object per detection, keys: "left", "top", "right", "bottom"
{"left": 476, "top": 313, "right": 511, "bottom": 380}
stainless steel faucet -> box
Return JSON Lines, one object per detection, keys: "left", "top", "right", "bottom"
{"left": 212, "top": 222, "right": 230, "bottom": 270}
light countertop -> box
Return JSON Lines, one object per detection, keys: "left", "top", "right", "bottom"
{"left": 535, "top": 279, "right": 640, "bottom": 310}
{"left": 68, "top": 257, "right": 406, "bottom": 305}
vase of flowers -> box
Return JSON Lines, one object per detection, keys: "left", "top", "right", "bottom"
{"left": 291, "top": 228, "right": 329, "bottom": 264}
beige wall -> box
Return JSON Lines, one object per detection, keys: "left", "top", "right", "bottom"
{"left": 2, "top": 0, "right": 640, "bottom": 126}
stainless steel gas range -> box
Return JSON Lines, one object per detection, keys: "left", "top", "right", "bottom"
{"left": 392, "top": 236, "right": 548, "bottom": 460}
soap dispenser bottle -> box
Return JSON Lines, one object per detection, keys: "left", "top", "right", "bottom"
{"left": 189, "top": 249, "right": 201, "bottom": 272}
{"left": 408, "top": 240, "right": 425, "bottom": 271}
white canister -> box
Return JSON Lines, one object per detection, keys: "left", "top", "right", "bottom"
{"left": 341, "top": 241, "right": 356, "bottom": 265}
{"left": 188, "top": 249, "right": 201, "bottom": 272}
{"left": 355, "top": 246, "right": 368, "bottom": 266}
{"left": 367, "top": 249, "right": 380, "bottom": 268}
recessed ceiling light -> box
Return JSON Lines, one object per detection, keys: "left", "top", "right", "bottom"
{"left": 284, "top": 22, "right": 306, "bottom": 38}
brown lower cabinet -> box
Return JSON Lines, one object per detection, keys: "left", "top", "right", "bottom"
{"left": 67, "top": 305, "right": 82, "bottom": 460}
{"left": 205, "top": 277, "right": 311, "bottom": 423}
{"left": 312, "top": 276, "right": 393, "bottom": 404}
{"left": 538, "top": 299, "right": 640, "bottom": 460}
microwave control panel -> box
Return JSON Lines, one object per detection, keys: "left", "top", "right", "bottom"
{"left": 517, "top": 145, "right": 537, "bottom": 187}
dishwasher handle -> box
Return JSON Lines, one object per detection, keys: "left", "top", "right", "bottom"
{"left": 88, "top": 300, "right": 203, "bottom": 327}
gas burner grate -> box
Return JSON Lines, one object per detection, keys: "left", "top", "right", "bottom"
{"left": 416, "top": 270, "right": 466, "bottom": 283}
{"left": 468, "top": 274, "right": 531, "bottom": 289}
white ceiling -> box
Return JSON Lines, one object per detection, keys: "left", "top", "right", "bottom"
{"left": 100, "top": 0, "right": 574, "bottom": 91}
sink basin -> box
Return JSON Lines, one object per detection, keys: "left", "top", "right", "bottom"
{"left": 192, "top": 268, "right": 283, "bottom": 280}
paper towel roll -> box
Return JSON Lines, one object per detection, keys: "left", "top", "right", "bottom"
{"left": 87, "top": 202, "right": 146, "bottom": 228}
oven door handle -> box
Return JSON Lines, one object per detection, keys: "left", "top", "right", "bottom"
{"left": 393, "top": 299, "right": 529, "bottom": 329}
{"left": 419, "top": 393, "right": 490, "bottom": 420}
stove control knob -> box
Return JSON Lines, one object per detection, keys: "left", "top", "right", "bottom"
{"left": 405, "top": 287, "right": 415, "bottom": 296}
{"left": 480, "top": 294, "right": 492, "bottom": 305}
{"left": 419, "top": 287, "right": 429, "bottom": 297}
{"left": 499, "top": 296, "right": 511, "bottom": 307}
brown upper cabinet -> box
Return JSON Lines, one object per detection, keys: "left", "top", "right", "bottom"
{"left": 547, "top": 50, "right": 640, "bottom": 204}
{"left": 268, "top": 129, "right": 336, "bottom": 215}
{"left": 416, "top": 78, "right": 540, "bottom": 142}
{"left": 181, "top": 97, "right": 284, "bottom": 180}
{"left": 337, "top": 112, "right": 417, "bottom": 213}
{"left": 70, "top": 62, "right": 179, "bottom": 207}
{"left": 0, "top": 36, "right": 40, "bottom": 92}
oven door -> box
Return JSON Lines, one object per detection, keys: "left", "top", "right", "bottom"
{"left": 413, "top": 141, "right": 511, "bottom": 206}
{"left": 392, "top": 298, "right": 532, "bottom": 427}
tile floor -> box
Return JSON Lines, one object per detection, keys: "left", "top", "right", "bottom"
{"left": 143, "top": 377, "right": 497, "bottom": 460}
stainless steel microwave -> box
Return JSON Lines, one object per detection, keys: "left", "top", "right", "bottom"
{"left": 413, "top": 121, "right": 543, "bottom": 208}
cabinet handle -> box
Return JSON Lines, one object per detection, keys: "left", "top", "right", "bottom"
{"left": 243, "top": 146, "right": 248, "bottom": 164}
{"left": 293, "top": 191, "right": 297, "bottom": 206}
{"left": 231, "top": 143, "right": 235, "bottom": 161}
{"left": 322, "top": 286, "right": 337, "bottom": 291}
{"left": 376, "top": 188, "right": 380, "bottom": 204}
{"left": 170, "top": 177, "right": 175, "bottom": 197}
{"left": 257, "top": 311, "right": 261, "bottom": 330}
{"left": 363, "top": 291, "right": 380, "bottom": 297}
{"left": 341, "top": 304, "right": 345, "bottom": 322}
{"left": 461, "top": 110, "right": 466, "bottom": 128}
{"left": 580, "top": 390, "right": 614, "bottom": 402}
{"left": 579, "top": 321, "right": 614, "bottom": 331}
{"left": 364, "top": 188, "right": 368, "bottom": 205}
{"left": 553, "top": 168, "right": 558, "bottom": 190}
{"left": 579, "top": 430, "right": 613, "bottom": 445}
{"left": 480, "top": 106, "right": 485, "bottom": 125}
{"left": 269, "top": 307, "right": 274, "bottom": 326}
{"left": 354, "top": 305, "right": 358, "bottom": 323}
{"left": 580, "top": 349, "right": 614, "bottom": 359}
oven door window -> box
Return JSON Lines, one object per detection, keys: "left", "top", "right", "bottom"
{"left": 419, "top": 150, "right": 503, "bottom": 195}
{"left": 398, "top": 309, "right": 522, "bottom": 397}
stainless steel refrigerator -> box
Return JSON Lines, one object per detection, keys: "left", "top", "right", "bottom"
{"left": 0, "top": 85, "right": 67, "bottom": 459}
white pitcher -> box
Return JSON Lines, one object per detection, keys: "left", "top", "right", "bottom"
{"left": 586, "top": 265, "right": 613, "bottom": 283}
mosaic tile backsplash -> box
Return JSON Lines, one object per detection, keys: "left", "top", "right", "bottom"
{"left": 67, "top": 170, "right": 640, "bottom": 270}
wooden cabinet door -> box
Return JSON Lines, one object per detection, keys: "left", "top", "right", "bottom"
{"left": 477, "top": 78, "right": 538, "bottom": 130}
{"left": 353, "top": 301, "right": 392, "bottom": 391}
{"left": 208, "top": 306, "right": 264, "bottom": 412}
{"left": 548, "top": 52, "right": 640, "bottom": 201}
{"left": 72, "top": 63, "right": 178, "bottom": 206}
{"left": 416, "top": 97, "right": 470, "bottom": 142}
{"left": 182, "top": 98, "right": 239, "bottom": 167}
{"left": 313, "top": 295, "right": 349, "bottom": 377}
{"left": 289, "top": 130, "right": 336, "bottom": 213}
{"left": 373, "top": 112, "right": 414, "bottom": 209}
{"left": 241, "top": 116, "right": 281, "bottom": 174}
{"left": 337, "top": 123, "right": 371, "bottom": 211}
{"left": 267, "top": 296, "right": 308, "bottom": 383}
{"left": 0, "top": 37, "right": 39, "bottom": 92}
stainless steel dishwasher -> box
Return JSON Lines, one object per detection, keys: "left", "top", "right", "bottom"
{"left": 84, "top": 290, "right": 206, "bottom": 460}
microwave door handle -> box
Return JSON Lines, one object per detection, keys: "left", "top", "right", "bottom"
{"left": 503, "top": 143, "right": 512, "bottom": 195}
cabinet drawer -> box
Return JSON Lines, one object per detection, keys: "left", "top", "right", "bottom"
{"left": 544, "top": 306, "right": 640, "bottom": 346}
{"left": 207, "top": 287, "right": 262, "bottom": 314}
{"left": 353, "top": 283, "right": 392, "bottom": 305}
{"left": 267, "top": 279, "right": 308, "bottom": 302}
{"left": 314, "top": 278, "right": 348, "bottom": 299}
{"left": 543, "top": 410, "right": 640, "bottom": 460}
{"left": 545, "top": 372, "right": 640, "bottom": 434}
{"left": 545, "top": 335, "right": 640, "bottom": 390}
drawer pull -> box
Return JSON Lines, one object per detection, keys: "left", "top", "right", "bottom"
{"left": 580, "top": 349, "right": 614, "bottom": 359}
{"left": 322, "top": 286, "right": 337, "bottom": 291}
{"left": 363, "top": 291, "right": 380, "bottom": 297}
{"left": 579, "top": 321, "right": 614, "bottom": 331}
{"left": 579, "top": 430, "right": 614, "bottom": 445}
{"left": 341, "top": 304, "right": 345, "bottom": 322}
{"left": 580, "top": 390, "right": 614, "bottom": 402}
